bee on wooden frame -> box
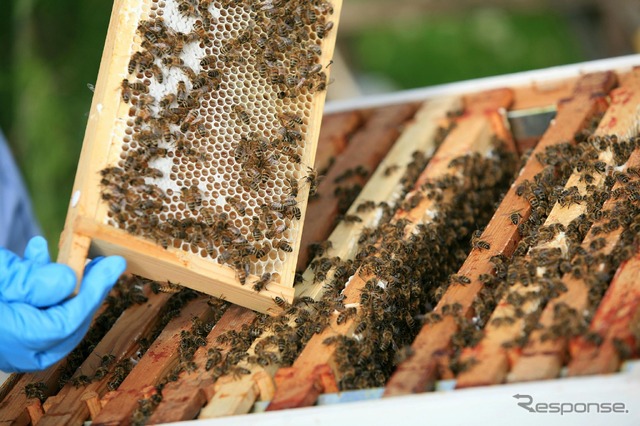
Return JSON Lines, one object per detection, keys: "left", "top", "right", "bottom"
{"left": 252, "top": 273, "right": 272, "bottom": 293}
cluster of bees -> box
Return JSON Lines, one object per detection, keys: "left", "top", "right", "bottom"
{"left": 100, "top": 0, "right": 334, "bottom": 288}
{"left": 329, "top": 147, "right": 518, "bottom": 388}
{"left": 445, "top": 134, "right": 640, "bottom": 371}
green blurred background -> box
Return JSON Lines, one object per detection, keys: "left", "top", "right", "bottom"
{"left": 1, "top": 0, "right": 638, "bottom": 254}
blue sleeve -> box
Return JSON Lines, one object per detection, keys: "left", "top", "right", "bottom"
{"left": 0, "top": 130, "right": 42, "bottom": 255}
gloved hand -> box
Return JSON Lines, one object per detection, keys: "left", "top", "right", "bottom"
{"left": 0, "top": 236, "right": 126, "bottom": 372}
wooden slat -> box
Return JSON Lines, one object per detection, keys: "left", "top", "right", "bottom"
{"left": 296, "top": 96, "right": 462, "bottom": 301}
{"left": 511, "top": 77, "right": 579, "bottom": 111}
{"left": 91, "top": 297, "right": 216, "bottom": 426}
{"left": 567, "top": 254, "right": 640, "bottom": 375}
{"left": 455, "top": 70, "right": 639, "bottom": 389}
{"left": 314, "top": 111, "right": 365, "bottom": 174}
{"left": 58, "top": 0, "right": 344, "bottom": 313}
{"left": 509, "top": 151, "right": 640, "bottom": 382}
{"left": 37, "top": 290, "right": 171, "bottom": 425}
{"left": 266, "top": 88, "right": 514, "bottom": 411}
{"left": 384, "top": 71, "right": 616, "bottom": 397}
{"left": 146, "top": 305, "right": 256, "bottom": 424}
{"left": 76, "top": 218, "right": 295, "bottom": 315}
{"left": 199, "top": 359, "right": 275, "bottom": 418}
{"left": 0, "top": 374, "right": 21, "bottom": 407}
{"left": 297, "top": 103, "right": 420, "bottom": 270}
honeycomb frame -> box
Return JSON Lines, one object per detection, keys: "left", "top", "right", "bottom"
{"left": 58, "top": 0, "right": 343, "bottom": 314}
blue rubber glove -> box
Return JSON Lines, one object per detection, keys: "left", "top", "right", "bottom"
{"left": 0, "top": 236, "right": 126, "bottom": 372}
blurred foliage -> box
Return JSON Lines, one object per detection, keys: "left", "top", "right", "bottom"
{"left": 1, "top": 0, "right": 112, "bottom": 252}
{"left": 348, "top": 8, "right": 586, "bottom": 88}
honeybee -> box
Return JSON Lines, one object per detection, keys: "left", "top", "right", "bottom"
{"left": 235, "top": 261, "right": 250, "bottom": 285}
{"left": 286, "top": 177, "right": 299, "bottom": 197}
{"left": 230, "top": 366, "right": 251, "bottom": 380}
{"left": 196, "top": 123, "right": 208, "bottom": 137}
{"left": 473, "top": 239, "right": 491, "bottom": 250}
{"left": 470, "top": 230, "right": 490, "bottom": 250}
{"left": 226, "top": 196, "right": 247, "bottom": 216}
{"left": 265, "top": 223, "right": 286, "bottom": 239}
{"left": 277, "top": 126, "right": 302, "bottom": 143}
{"left": 341, "top": 214, "right": 362, "bottom": 223}
{"left": 176, "top": 80, "right": 189, "bottom": 103}
{"left": 70, "top": 374, "right": 92, "bottom": 388}
{"left": 309, "top": 72, "right": 328, "bottom": 93}
{"left": 451, "top": 274, "right": 471, "bottom": 285}
{"left": 273, "top": 296, "right": 288, "bottom": 309}
{"left": 147, "top": 63, "right": 164, "bottom": 83}
{"left": 253, "top": 273, "right": 272, "bottom": 292}
{"left": 128, "top": 50, "right": 154, "bottom": 74}
{"left": 220, "top": 51, "right": 247, "bottom": 65}
{"left": 24, "top": 382, "right": 48, "bottom": 402}
{"left": 220, "top": 39, "right": 238, "bottom": 55}
{"left": 315, "top": 21, "right": 334, "bottom": 39}
{"left": 121, "top": 79, "right": 148, "bottom": 102}
{"left": 177, "top": 0, "right": 198, "bottom": 17}
{"left": 192, "top": 20, "right": 211, "bottom": 43}
{"left": 304, "top": 63, "right": 323, "bottom": 77}
{"left": 251, "top": 216, "right": 264, "bottom": 240}
{"left": 159, "top": 93, "right": 177, "bottom": 108}
{"left": 275, "top": 239, "right": 293, "bottom": 253}
{"left": 305, "top": 167, "right": 319, "bottom": 196}
{"left": 191, "top": 71, "right": 210, "bottom": 90}
{"left": 181, "top": 185, "right": 202, "bottom": 211}
{"left": 180, "top": 110, "right": 201, "bottom": 133}
{"left": 233, "top": 105, "right": 251, "bottom": 126}
{"left": 141, "top": 167, "right": 163, "bottom": 179}
{"left": 200, "top": 55, "right": 217, "bottom": 67}
{"left": 158, "top": 281, "right": 182, "bottom": 293}
{"left": 278, "top": 111, "right": 304, "bottom": 128}
{"left": 336, "top": 307, "right": 357, "bottom": 325}
{"left": 162, "top": 56, "right": 184, "bottom": 68}
{"left": 509, "top": 211, "right": 522, "bottom": 225}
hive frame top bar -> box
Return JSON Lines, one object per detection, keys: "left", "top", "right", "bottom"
{"left": 325, "top": 54, "right": 640, "bottom": 114}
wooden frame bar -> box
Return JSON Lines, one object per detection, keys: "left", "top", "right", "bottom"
{"left": 57, "top": 0, "right": 343, "bottom": 314}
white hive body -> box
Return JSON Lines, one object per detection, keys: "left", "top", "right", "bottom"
{"left": 99, "top": 0, "right": 336, "bottom": 289}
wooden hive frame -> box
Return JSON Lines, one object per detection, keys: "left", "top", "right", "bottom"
{"left": 3, "top": 57, "right": 640, "bottom": 425}
{"left": 57, "top": 0, "right": 343, "bottom": 314}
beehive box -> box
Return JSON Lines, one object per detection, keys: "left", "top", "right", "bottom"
{"left": 57, "top": 0, "right": 342, "bottom": 314}
{"left": 2, "top": 56, "right": 640, "bottom": 426}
